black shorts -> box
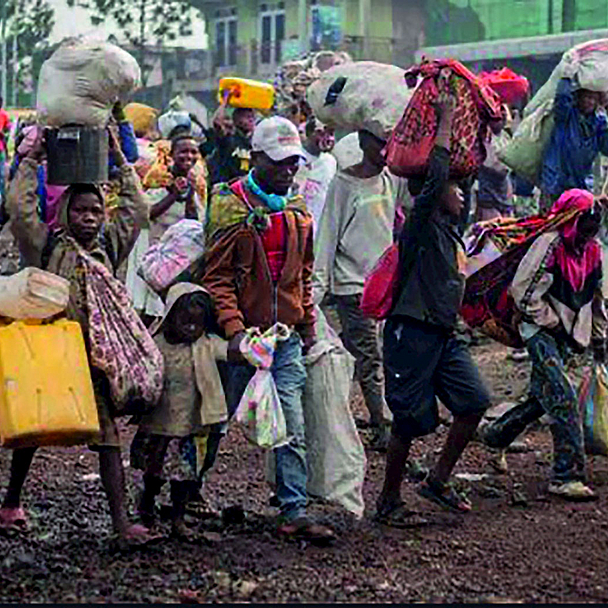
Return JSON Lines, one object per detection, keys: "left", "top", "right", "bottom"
{"left": 384, "top": 317, "right": 490, "bottom": 439}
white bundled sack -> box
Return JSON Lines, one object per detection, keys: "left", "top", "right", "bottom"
{"left": 526, "top": 39, "right": 608, "bottom": 117}
{"left": 498, "top": 39, "right": 608, "bottom": 184}
{"left": 307, "top": 61, "right": 412, "bottom": 140}
{"left": 37, "top": 38, "right": 141, "bottom": 127}
{"left": 138, "top": 219, "right": 206, "bottom": 294}
{"left": 0, "top": 268, "right": 70, "bottom": 320}
{"left": 302, "top": 307, "right": 366, "bottom": 518}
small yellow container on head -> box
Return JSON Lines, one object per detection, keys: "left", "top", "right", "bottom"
{"left": 218, "top": 77, "right": 275, "bottom": 111}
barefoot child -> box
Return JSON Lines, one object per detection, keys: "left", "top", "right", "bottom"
{"left": 131, "top": 283, "right": 228, "bottom": 539}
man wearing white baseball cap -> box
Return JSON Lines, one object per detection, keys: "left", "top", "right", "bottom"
{"left": 203, "top": 116, "right": 336, "bottom": 546}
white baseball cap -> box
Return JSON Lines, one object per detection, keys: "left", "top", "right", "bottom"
{"left": 251, "top": 116, "right": 306, "bottom": 162}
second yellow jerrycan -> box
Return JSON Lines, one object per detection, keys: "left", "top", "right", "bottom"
{"left": 218, "top": 77, "right": 275, "bottom": 111}
{"left": 0, "top": 319, "right": 100, "bottom": 449}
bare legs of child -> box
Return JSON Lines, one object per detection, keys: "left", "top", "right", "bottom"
{"left": 0, "top": 447, "right": 36, "bottom": 527}
{"left": 0, "top": 446, "right": 156, "bottom": 548}
{"left": 377, "top": 412, "right": 483, "bottom": 525}
{"left": 138, "top": 474, "right": 197, "bottom": 540}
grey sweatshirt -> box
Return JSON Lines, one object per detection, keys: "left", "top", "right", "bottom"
{"left": 313, "top": 169, "right": 396, "bottom": 302}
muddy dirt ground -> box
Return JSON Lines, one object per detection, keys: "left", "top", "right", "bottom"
{"left": 2, "top": 224, "right": 608, "bottom": 604}
{"left": 1, "top": 335, "right": 608, "bottom": 604}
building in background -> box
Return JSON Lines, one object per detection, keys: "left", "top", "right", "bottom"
{"left": 192, "top": 0, "right": 425, "bottom": 100}
{"left": 419, "top": 0, "right": 608, "bottom": 95}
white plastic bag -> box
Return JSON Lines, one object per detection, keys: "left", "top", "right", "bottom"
{"left": 234, "top": 324, "right": 291, "bottom": 449}
{"left": 302, "top": 308, "right": 366, "bottom": 518}
{"left": 307, "top": 61, "right": 413, "bottom": 140}
{"left": 137, "top": 219, "right": 206, "bottom": 294}
{"left": 37, "top": 38, "right": 141, "bottom": 127}
{"left": 0, "top": 268, "right": 70, "bottom": 320}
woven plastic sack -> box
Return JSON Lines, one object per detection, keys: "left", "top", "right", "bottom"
{"left": 578, "top": 364, "right": 608, "bottom": 456}
{"left": 496, "top": 100, "right": 555, "bottom": 186}
{"left": 303, "top": 308, "right": 365, "bottom": 517}
{"left": 82, "top": 253, "right": 164, "bottom": 415}
{"left": 137, "top": 219, "right": 206, "bottom": 294}
{"left": 385, "top": 59, "right": 502, "bottom": 180}
{"left": 234, "top": 324, "right": 291, "bottom": 449}
{"left": 526, "top": 39, "right": 608, "bottom": 118}
{"left": 306, "top": 61, "right": 412, "bottom": 140}
{"left": 37, "top": 39, "right": 141, "bottom": 128}
{"left": 360, "top": 243, "right": 398, "bottom": 320}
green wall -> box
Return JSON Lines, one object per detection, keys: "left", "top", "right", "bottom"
{"left": 426, "top": 0, "right": 608, "bottom": 47}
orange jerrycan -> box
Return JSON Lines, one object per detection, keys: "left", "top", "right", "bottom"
{"left": 218, "top": 77, "right": 275, "bottom": 111}
{"left": 0, "top": 320, "right": 100, "bottom": 448}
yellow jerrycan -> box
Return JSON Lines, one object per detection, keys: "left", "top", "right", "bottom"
{"left": 218, "top": 77, "right": 275, "bottom": 111}
{"left": 0, "top": 319, "right": 100, "bottom": 448}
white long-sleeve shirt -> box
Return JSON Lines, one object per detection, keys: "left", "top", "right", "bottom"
{"left": 313, "top": 169, "right": 396, "bottom": 303}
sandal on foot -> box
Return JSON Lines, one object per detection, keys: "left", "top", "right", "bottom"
{"left": 277, "top": 516, "right": 336, "bottom": 547}
{"left": 374, "top": 501, "right": 430, "bottom": 529}
{"left": 418, "top": 479, "right": 472, "bottom": 513}
{"left": 548, "top": 481, "right": 597, "bottom": 502}
{"left": 0, "top": 507, "right": 27, "bottom": 530}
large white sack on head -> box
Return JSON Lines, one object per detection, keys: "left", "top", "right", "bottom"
{"left": 307, "top": 61, "right": 412, "bottom": 140}
{"left": 37, "top": 39, "right": 141, "bottom": 127}
{"left": 158, "top": 110, "right": 203, "bottom": 139}
{"left": 525, "top": 39, "right": 608, "bottom": 117}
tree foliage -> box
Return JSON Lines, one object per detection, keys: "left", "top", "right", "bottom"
{"left": 6, "top": 0, "right": 55, "bottom": 58}
{"left": 3, "top": 0, "right": 55, "bottom": 99}
{"left": 67, "top": 0, "right": 195, "bottom": 74}
{"left": 70, "top": 0, "right": 194, "bottom": 47}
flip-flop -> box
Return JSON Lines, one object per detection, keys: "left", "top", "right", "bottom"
{"left": 0, "top": 507, "right": 27, "bottom": 530}
{"left": 417, "top": 479, "right": 472, "bottom": 513}
{"left": 374, "top": 502, "right": 430, "bottom": 529}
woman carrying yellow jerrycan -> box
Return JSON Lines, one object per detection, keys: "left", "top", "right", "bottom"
{"left": 0, "top": 128, "right": 161, "bottom": 549}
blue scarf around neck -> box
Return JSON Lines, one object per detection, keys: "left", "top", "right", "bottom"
{"left": 247, "top": 171, "right": 287, "bottom": 212}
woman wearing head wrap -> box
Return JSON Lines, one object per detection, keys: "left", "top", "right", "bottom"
{"left": 481, "top": 189, "right": 608, "bottom": 500}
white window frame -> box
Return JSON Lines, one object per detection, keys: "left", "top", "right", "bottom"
{"left": 259, "top": 3, "right": 285, "bottom": 66}
{"left": 215, "top": 15, "right": 238, "bottom": 68}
